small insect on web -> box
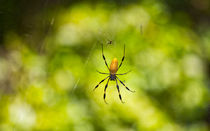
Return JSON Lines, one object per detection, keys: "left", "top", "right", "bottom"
{"left": 93, "top": 44, "right": 135, "bottom": 104}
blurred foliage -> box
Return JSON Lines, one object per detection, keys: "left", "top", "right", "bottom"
{"left": 0, "top": 0, "right": 210, "bottom": 131}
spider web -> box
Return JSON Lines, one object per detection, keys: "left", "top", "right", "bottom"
{"left": 71, "top": 42, "right": 97, "bottom": 93}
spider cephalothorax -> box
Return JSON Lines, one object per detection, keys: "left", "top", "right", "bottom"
{"left": 94, "top": 44, "right": 135, "bottom": 104}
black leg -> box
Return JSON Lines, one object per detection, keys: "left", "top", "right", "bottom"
{"left": 116, "top": 79, "right": 125, "bottom": 103}
{"left": 118, "top": 44, "right": 125, "bottom": 70}
{"left": 116, "top": 70, "right": 131, "bottom": 75}
{"left": 96, "top": 70, "right": 109, "bottom": 75}
{"left": 104, "top": 78, "right": 110, "bottom": 104}
{"left": 102, "top": 44, "right": 109, "bottom": 70}
{"left": 93, "top": 76, "right": 109, "bottom": 91}
{"left": 116, "top": 76, "right": 135, "bottom": 92}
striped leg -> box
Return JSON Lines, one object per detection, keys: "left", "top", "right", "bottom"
{"left": 116, "top": 76, "right": 135, "bottom": 92}
{"left": 118, "top": 45, "right": 125, "bottom": 70}
{"left": 93, "top": 76, "right": 109, "bottom": 91}
{"left": 103, "top": 78, "right": 110, "bottom": 104}
{"left": 116, "top": 79, "right": 125, "bottom": 103}
{"left": 102, "top": 44, "right": 109, "bottom": 70}
{"left": 116, "top": 70, "right": 131, "bottom": 75}
{"left": 96, "top": 70, "right": 109, "bottom": 75}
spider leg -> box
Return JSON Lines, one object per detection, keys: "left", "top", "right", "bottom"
{"left": 116, "top": 76, "right": 135, "bottom": 92}
{"left": 118, "top": 44, "right": 125, "bottom": 70}
{"left": 102, "top": 44, "right": 109, "bottom": 70}
{"left": 116, "top": 70, "right": 131, "bottom": 75}
{"left": 116, "top": 79, "right": 125, "bottom": 103}
{"left": 96, "top": 70, "right": 109, "bottom": 75}
{"left": 103, "top": 78, "right": 110, "bottom": 104}
{"left": 93, "top": 76, "right": 109, "bottom": 91}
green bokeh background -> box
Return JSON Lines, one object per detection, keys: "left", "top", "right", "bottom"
{"left": 0, "top": 0, "right": 210, "bottom": 130}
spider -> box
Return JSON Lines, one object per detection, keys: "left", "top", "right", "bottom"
{"left": 93, "top": 44, "right": 135, "bottom": 104}
{"left": 107, "top": 39, "right": 113, "bottom": 45}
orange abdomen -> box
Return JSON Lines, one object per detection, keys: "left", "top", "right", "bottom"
{"left": 109, "top": 58, "right": 118, "bottom": 74}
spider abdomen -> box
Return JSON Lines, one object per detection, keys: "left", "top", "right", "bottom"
{"left": 110, "top": 58, "right": 118, "bottom": 75}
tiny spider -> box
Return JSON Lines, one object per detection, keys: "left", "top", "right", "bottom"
{"left": 107, "top": 39, "right": 113, "bottom": 45}
{"left": 94, "top": 44, "right": 135, "bottom": 104}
